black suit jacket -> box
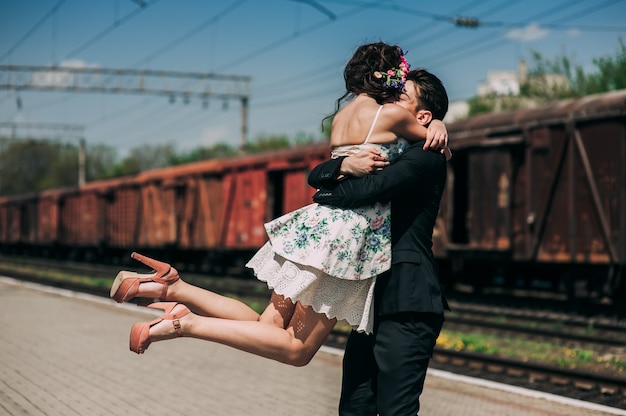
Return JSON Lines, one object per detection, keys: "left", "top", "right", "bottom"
{"left": 308, "top": 141, "right": 449, "bottom": 315}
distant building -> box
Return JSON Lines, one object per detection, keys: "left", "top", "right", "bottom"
{"left": 444, "top": 101, "right": 469, "bottom": 123}
{"left": 477, "top": 70, "right": 520, "bottom": 96}
{"left": 447, "top": 61, "right": 570, "bottom": 122}
{"left": 477, "top": 60, "right": 569, "bottom": 98}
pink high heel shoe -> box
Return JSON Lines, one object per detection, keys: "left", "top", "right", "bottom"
{"left": 129, "top": 302, "right": 190, "bottom": 354}
{"left": 110, "top": 252, "right": 180, "bottom": 303}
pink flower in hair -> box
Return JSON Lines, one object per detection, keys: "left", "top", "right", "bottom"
{"left": 375, "top": 51, "right": 411, "bottom": 90}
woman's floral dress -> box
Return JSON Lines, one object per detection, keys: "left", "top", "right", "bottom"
{"left": 246, "top": 107, "right": 408, "bottom": 333}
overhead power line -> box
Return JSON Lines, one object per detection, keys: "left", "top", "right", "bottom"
{"left": 63, "top": 0, "right": 162, "bottom": 60}
{"left": 0, "top": 0, "right": 67, "bottom": 63}
{"left": 289, "top": 0, "right": 336, "bottom": 20}
{"left": 219, "top": 1, "right": 379, "bottom": 70}
{"left": 448, "top": 17, "right": 482, "bottom": 28}
{"left": 132, "top": 0, "right": 248, "bottom": 68}
{"left": 255, "top": 0, "right": 521, "bottom": 101}
{"left": 443, "top": 0, "right": 626, "bottom": 32}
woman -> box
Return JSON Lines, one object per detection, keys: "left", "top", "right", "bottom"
{"left": 110, "top": 42, "right": 448, "bottom": 366}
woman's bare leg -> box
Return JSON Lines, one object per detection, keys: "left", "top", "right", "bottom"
{"left": 137, "top": 279, "right": 259, "bottom": 320}
{"left": 259, "top": 292, "right": 297, "bottom": 328}
{"left": 149, "top": 300, "right": 337, "bottom": 366}
{"left": 136, "top": 280, "right": 296, "bottom": 327}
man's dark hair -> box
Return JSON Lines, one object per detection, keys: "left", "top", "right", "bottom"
{"left": 406, "top": 69, "right": 449, "bottom": 121}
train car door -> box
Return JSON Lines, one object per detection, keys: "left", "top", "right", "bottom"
{"left": 221, "top": 167, "right": 268, "bottom": 249}
{"left": 450, "top": 140, "right": 519, "bottom": 254}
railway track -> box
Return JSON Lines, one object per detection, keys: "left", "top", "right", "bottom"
{"left": 443, "top": 307, "right": 626, "bottom": 347}
{"left": 2, "top": 255, "right": 625, "bottom": 410}
{"left": 431, "top": 349, "right": 626, "bottom": 409}
{"left": 325, "top": 329, "right": 626, "bottom": 410}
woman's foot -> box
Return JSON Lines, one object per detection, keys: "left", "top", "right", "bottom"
{"left": 110, "top": 252, "right": 180, "bottom": 303}
{"left": 130, "top": 302, "right": 191, "bottom": 354}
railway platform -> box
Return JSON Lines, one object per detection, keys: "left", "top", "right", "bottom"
{"left": 1, "top": 276, "right": 624, "bottom": 416}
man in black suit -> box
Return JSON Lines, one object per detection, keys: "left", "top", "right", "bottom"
{"left": 308, "top": 69, "right": 450, "bottom": 416}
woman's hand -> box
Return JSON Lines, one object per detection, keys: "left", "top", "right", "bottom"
{"left": 340, "top": 148, "right": 389, "bottom": 177}
{"left": 424, "top": 119, "right": 448, "bottom": 151}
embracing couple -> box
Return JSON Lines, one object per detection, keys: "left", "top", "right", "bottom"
{"left": 110, "top": 42, "right": 450, "bottom": 415}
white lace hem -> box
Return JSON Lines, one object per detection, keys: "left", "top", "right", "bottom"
{"left": 246, "top": 242, "right": 376, "bottom": 334}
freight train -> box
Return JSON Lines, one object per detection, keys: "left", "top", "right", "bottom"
{"left": 1, "top": 90, "right": 625, "bottom": 306}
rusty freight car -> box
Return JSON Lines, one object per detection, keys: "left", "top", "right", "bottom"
{"left": 112, "top": 142, "right": 330, "bottom": 268}
{"left": 441, "top": 89, "right": 626, "bottom": 302}
{"left": 0, "top": 142, "right": 331, "bottom": 270}
{"left": 0, "top": 90, "right": 624, "bottom": 306}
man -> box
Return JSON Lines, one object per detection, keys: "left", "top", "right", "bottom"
{"left": 308, "top": 69, "right": 450, "bottom": 416}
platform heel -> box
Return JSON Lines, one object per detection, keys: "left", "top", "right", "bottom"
{"left": 110, "top": 252, "right": 180, "bottom": 303}
{"left": 129, "top": 302, "right": 190, "bottom": 354}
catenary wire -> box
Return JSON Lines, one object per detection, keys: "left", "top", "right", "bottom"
{"left": 2, "top": 0, "right": 623, "bottom": 150}
{"left": 130, "top": 0, "right": 249, "bottom": 69}
{"left": 216, "top": 1, "right": 380, "bottom": 71}
{"left": 0, "top": 0, "right": 67, "bottom": 63}
{"left": 253, "top": 0, "right": 521, "bottom": 105}
{"left": 63, "top": 0, "right": 162, "bottom": 60}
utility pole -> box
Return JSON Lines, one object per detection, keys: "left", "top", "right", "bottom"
{"left": 78, "top": 137, "right": 86, "bottom": 187}
{"left": 240, "top": 97, "right": 248, "bottom": 152}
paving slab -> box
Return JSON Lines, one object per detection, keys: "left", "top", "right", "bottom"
{"left": 1, "top": 277, "right": 624, "bottom": 416}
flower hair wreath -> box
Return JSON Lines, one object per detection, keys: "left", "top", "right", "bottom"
{"left": 373, "top": 54, "right": 410, "bottom": 90}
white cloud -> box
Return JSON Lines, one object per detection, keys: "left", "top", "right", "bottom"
{"left": 58, "top": 59, "right": 99, "bottom": 69}
{"left": 506, "top": 23, "right": 549, "bottom": 42}
{"left": 567, "top": 28, "right": 581, "bottom": 37}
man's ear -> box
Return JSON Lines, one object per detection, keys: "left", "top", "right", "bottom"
{"left": 415, "top": 110, "right": 432, "bottom": 126}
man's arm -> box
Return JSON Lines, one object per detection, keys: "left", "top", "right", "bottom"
{"left": 308, "top": 148, "right": 389, "bottom": 189}
{"left": 311, "top": 143, "right": 445, "bottom": 209}
{"left": 307, "top": 157, "right": 344, "bottom": 189}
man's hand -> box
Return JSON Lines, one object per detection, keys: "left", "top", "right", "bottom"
{"left": 339, "top": 148, "right": 389, "bottom": 177}
{"left": 424, "top": 119, "right": 448, "bottom": 151}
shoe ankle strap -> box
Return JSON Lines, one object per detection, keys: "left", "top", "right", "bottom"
{"left": 172, "top": 319, "right": 183, "bottom": 337}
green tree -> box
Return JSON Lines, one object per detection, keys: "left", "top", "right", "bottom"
{"left": 244, "top": 134, "right": 291, "bottom": 153}
{"left": 86, "top": 144, "right": 118, "bottom": 181}
{"left": 45, "top": 142, "right": 79, "bottom": 188}
{"left": 583, "top": 37, "right": 626, "bottom": 93}
{"left": 122, "top": 143, "right": 177, "bottom": 174}
{"left": 293, "top": 131, "right": 318, "bottom": 145}
{"left": 321, "top": 116, "right": 332, "bottom": 140}
{"left": 468, "top": 37, "right": 626, "bottom": 116}
{"left": 170, "top": 142, "right": 238, "bottom": 165}
{"left": 0, "top": 115, "right": 329, "bottom": 194}
{"left": 0, "top": 138, "right": 80, "bottom": 195}
{"left": 523, "top": 49, "right": 577, "bottom": 99}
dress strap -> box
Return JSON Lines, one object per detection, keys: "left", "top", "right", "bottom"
{"left": 363, "top": 106, "right": 384, "bottom": 144}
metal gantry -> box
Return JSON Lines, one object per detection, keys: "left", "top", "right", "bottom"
{"left": 0, "top": 65, "right": 252, "bottom": 149}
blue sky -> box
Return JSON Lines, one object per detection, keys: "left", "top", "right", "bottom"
{"left": 1, "top": 0, "right": 625, "bottom": 155}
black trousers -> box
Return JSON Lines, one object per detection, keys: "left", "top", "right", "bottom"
{"left": 338, "top": 312, "right": 444, "bottom": 416}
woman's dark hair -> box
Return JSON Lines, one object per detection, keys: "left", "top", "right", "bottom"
{"left": 323, "top": 42, "right": 406, "bottom": 128}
